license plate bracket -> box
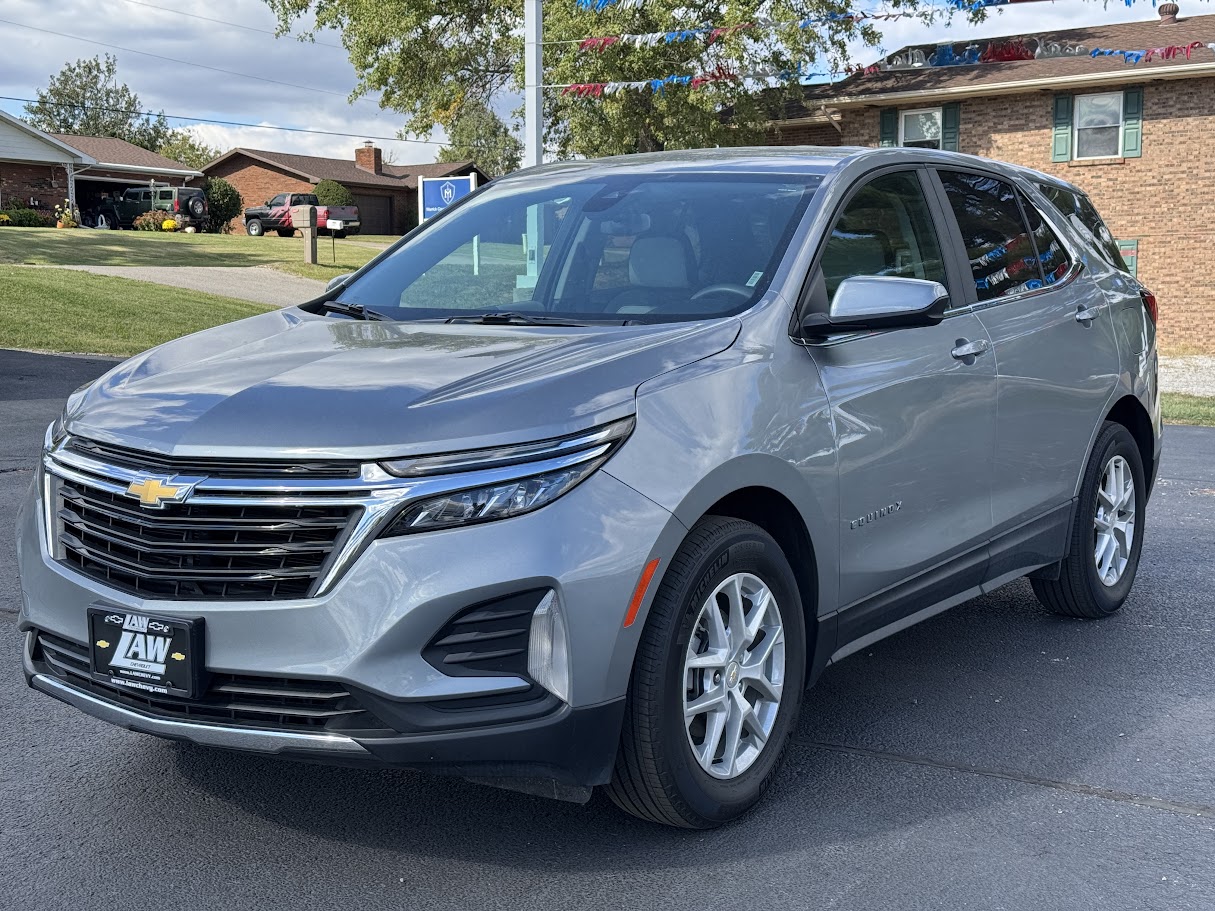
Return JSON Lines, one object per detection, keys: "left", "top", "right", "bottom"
{"left": 88, "top": 608, "right": 204, "bottom": 699}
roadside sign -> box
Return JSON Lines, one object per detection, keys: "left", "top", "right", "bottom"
{"left": 419, "top": 174, "right": 477, "bottom": 222}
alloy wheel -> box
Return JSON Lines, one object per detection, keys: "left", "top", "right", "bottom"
{"left": 1094, "top": 454, "right": 1136, "bottom": 587}
{"left": 683, "top": 572, "right": 786, "bottom": 780}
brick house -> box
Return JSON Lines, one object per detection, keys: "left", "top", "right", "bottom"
{"left": 204, "top": 144, "right": 486, "bottom": 236}
{"left": 0, "top": 110, "right": 202, "bottom": 220}
{"left": 766, "top": 5, "right": 1215, "bottom": 352}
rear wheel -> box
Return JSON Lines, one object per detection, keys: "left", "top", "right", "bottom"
{"left": 276, "top": 228, "right": 294, "bottom": 237}
{"left": 606, "top": 516, "right": 805, "bottom": 828}
{"left": 246, "top": 219, "right": 264, "bottom": 237}
{"left": 1032, "top": 421, "right": 1146, "bottom": 618}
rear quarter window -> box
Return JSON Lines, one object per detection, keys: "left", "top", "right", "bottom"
{"left": 1037, "top": 184, "right": 1129, "bottom": 273}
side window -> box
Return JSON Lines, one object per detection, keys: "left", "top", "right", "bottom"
{"left": 1038, "top": 183, "right": 1129, "bottom": 272}
{"left": 818, "top": 171, "right": 947, "bottom": 300}
{"left": 140, "top": 190, "right": 153, "bottom": 202}
{"left": 157, "top": 189, "right": 173, "bottom": 201}
{"left": 123, "top": 189, "right": 139, "bottom": 202}
{"left": 1019, "top": 197, "right": 1073, "bottom": 286}
{"left": 938, "top": 170, "right": 1041, "bottom": 301}
{"left": 269, "top": 194, "right": 287, "bottom": 207}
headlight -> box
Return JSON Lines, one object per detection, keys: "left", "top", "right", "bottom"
{"left": 379, "top": 417, "right": 634, "bottom": 536}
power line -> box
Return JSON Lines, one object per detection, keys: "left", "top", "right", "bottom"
{"left": 111, "top": 0, "right": 345, "bottom": 50}
{"left": 0, "top": 95, "right": 447, "bottom": 146}
{"left": 0, "top": 17, "right": 350, "bottom": 98}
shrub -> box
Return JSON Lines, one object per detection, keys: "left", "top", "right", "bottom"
{"left": 132, "top": 211, "right": 162, "bottom": 231}
{"left": 0, "top": 214, "right": 10, "bottom": 226}
{"left": 314, "top": 179, "right": 355, "bottom": 207}
{"left": 3, "top": 208, "right": 55, "bottom": 228}
{"left": 203, "top": 177, "right": 242, "bottom": 234}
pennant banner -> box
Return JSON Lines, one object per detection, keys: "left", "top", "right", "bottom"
{"left": 560, "top": 63, "right": 831, "bottom": 97}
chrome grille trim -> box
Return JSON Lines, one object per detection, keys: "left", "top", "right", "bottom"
{"left": 42, "top": 432, "right": 624, "bottom": 600}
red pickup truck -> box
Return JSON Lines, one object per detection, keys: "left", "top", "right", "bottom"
{"left": 243, "top": 193, "right": 361, "bottom": 238}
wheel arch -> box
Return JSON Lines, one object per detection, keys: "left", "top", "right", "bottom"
{"left": 1104, "top": 394, "right": 1155, "bottom": 493}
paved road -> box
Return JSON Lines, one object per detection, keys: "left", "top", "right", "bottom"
{"left": 2, "top": 350, "right": 1213, "bottom": 910}
{"left": 25, "top": 264, "right": 327, "bottom": 308}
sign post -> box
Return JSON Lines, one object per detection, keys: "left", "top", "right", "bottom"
{"left": 418, "top": 174, "right": 477, "bottom": 224}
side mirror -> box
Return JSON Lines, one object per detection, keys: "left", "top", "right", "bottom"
{"left": 326, "top": 273, "right": 353, "bottom": 293}
{"left": 801, "top": 276, "right": 950, "bottom": 336}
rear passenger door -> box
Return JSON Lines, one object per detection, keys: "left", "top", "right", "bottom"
{"left": 806, "top": 168, "right": 996, "bottom": 633}
{"left": 931, "top": 168, "right": 1121, "bottom": 557}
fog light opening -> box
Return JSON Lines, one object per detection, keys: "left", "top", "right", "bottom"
{"left": 527, "top": 591, "right": 571, "bottom": 704}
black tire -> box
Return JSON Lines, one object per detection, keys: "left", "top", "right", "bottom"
{"left": 605, "top": 516, "right": 806, "bottom": 828}
{"left": 1032, "top": 421, "right": 1146, "bottom": 618}
{"left": 246, "top": 219, "right": 264, "bottom": 237}
{"left": 333, "top": 231, "right": 346, "bottom": 240}
{"left": 276, "top": 228, "right": 295, "bottom": 237}
{"left": 187, "top": 196, "right": 206, "bottom": 219}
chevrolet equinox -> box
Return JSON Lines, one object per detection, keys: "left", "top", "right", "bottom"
{"left": 17, "top": 148, "right": 1161, "bottom": 828}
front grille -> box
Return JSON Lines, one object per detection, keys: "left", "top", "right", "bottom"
{"left": 56, "top": 478, "right": 357, "bottom": 601}
{"left": 66, "top": 436, "right": 361, "bottom": 479}
{"left": 32, "top": 630, "right": 391, "bottom": 735}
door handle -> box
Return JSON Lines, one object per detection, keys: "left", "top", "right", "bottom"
{"left": 951, "top": 338, "right": 990, "bottom": 360}
{"left": 1075, "top": 303, "right": 1106, "bottom": 323}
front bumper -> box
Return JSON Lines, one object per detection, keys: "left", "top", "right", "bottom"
{"left": 24, "top": 631, "right": 624, "bottom": 786}
{"left": 17, "top": 465, "right": 680, "bottom": 788}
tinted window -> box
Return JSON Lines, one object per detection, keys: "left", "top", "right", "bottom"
{"left": 1019, "top": 197, "right": 1073, "bottom": 286}
{"left": 339, "top": 174, "right": 819, "bottom": 323}
{"left": 157, "top": 189, "right": 173, "bottom": 201}
{"left": 269, "top": 194, "right": 287, "bottom": 207}
{"left": 818, "top": 171, "right": 946, "bottom": 300}
{"left": 1038, "top": 183, "right": 1129, "bottom": 272}
{"left": 938, "top": 170, "right": 1040, "bottom": 301}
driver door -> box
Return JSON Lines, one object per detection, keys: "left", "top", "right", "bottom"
{"left": 804, "top": 168, "right": 997, "bottom": 645}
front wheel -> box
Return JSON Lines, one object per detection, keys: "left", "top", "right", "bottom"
{"left": 246, "top": 219, "right": 264, "bottom": 237}
{"left": 1032, "top": 421, "right": 1146, "bottom": 618}
{"left": 605, "top": 516, "right": 806, "bottom": 828}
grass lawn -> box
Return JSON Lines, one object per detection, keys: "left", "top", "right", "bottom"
{"left": 1162, "top": 392, "right": 1215, "bottom": 427}
{"left": 0, "top": 266, "right": 271, "bottom": 357}
{"left": 0, "top": 227, "right": 379, "bottom": 282}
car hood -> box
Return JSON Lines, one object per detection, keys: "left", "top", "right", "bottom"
{"left": 65, "top": 309, "right": 741, "bottom": 459}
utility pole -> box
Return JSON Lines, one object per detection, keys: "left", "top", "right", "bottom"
{"left": 523, "top": 0, "right": 543, "bottom": 168}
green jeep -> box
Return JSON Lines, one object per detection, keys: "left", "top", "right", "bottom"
{"left": 96, "top": 186, "right": 208, "bottom": 230}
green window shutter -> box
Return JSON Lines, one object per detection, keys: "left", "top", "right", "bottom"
{"left": 1052, "top": 94, "right": 1073, "bottom": 162}
{"left": 1122, "top": 87, "right": 1143, "bottom": 158}
{"left": 941, "top": 103, "right": 961, "bottom": 152}
{"left": 879, "top": 108, "right": 898, "bottom": 147}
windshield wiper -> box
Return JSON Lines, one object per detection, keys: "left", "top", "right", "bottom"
{"left": 445, "top": 312, "right": 601, "bottom": 327}
{"left": 320, "top": 300, "right": 390, "bottom": 321}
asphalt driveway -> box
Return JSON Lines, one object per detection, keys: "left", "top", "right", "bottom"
{"left": 2, "top": 350, "right": 1213, "bottom": 910}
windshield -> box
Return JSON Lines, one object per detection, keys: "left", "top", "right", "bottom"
{"left": 336, "top": 172, "right": 820, "bottom": 323}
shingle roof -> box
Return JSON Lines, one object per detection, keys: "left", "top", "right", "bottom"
{"left": 799, "top": 11, "right": 1215, "bottom": 109}
{"left": 49, "top": 134, "right": 200, "bottom": 173}
{"left": 204, "top": 148, "right": 482, "bottom": 189}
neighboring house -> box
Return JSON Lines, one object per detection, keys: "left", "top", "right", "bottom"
{"left": 203, "top": 143, "right": 486, "bottom": 235}
{"left": 0, "top": 110, "right": 202, "bottom": 219}
{"left": 766, "top": 4, "right": 1215, "bottom": 352}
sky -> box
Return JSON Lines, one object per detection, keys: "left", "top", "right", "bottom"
{"left": 0, "top": 0, "right": 1181, "bottom": 166}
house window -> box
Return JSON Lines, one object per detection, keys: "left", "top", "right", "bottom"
{"left": 1073, "top": 92, "right": 1123, "bottom": 159}
{"left": 899, "top": 108, "right": 943, "bottom": 149}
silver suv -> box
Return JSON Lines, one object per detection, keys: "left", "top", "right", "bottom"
{"left": 17, "top": 148, "right": 1161, "bottom": 828}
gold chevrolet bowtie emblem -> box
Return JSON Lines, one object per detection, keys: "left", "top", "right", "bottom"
{"left": 126, "top": 477, "right": 186, "bottom": 508}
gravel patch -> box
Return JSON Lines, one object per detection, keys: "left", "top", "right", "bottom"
{"left": 36, "top": 264, "right": 326, "bottom": 308}
{"left": 1159, "top": 355, "right": 1215, "bottom": 397}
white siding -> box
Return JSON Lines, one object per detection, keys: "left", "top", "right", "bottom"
{"left": 0, "top": 119, "right": 75, "bottom": 165}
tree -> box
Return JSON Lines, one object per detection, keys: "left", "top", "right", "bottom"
{"left": 436, "top": 101, "right": 521, "bottom": 177}
{"left": 314, "top": 179, "right": 355, "bottom": 206}
{"left": 203, "top": 178, "right": 243, "bottom": 234}
{"left": 158, "top": 131, "right": 221, "bottom": 170}
{"left": 24, "top": 54, "right": 175, "bottom": 151}
{"left": 264, "top": 0, "right": 944, "bottom": 158}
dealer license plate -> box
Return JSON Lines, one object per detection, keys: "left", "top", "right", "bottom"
{"left": 88, "top": 608, "right": 204, "bottom": 699}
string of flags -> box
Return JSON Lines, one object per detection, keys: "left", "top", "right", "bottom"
{"left": 574, "top": 0, "right": 1047, "bottom": 9}
{"left": 559, "top": 63, "right": 831, "bottom": 97}
{"left": 574, "top": 11, "right": 923, "bottom": 53}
